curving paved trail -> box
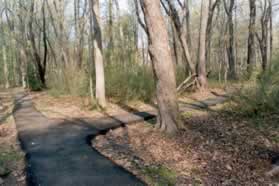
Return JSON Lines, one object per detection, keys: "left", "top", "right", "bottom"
{"left": 12, "top": 92, "right": 229, "bottom": 186}
{"left": 13, "top": 94, "right": 145, "bottom": 186}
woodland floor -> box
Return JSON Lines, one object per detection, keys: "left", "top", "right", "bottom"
{"left": 1, "top": 88, "right": 278, "bottom": 185}
{"left": 30, "top": 89, "right": 279, "bottom": 185}
{"left": 93, "top": 112, "right": 279, "bottom": 185}
{"left": 91, "top": 92, "right": 279, "bottom": 185}
{"left": 0, "top": 89, "right": 26, "bottom": 186}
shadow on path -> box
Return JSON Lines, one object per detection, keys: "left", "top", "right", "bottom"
{"left": 13, "top": 93, "right": 145, "bottom": 186}
{"left": 12, "top": 92, "right": 230, "bottom": 186}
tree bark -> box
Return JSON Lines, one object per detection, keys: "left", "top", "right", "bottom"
{"left": 108, "top": 0, "right": 114, "bottom": 57}
{"left": 163, "top": 0, "right": 195, "bottom": 75}
{"left": 49, "top": 0, "right": 70, "bottom": 66}
{"left": 224, "top": 0, "right": 237, "bottom": 79}
{"left": 3, "top": 46, "right": 9, "bottom": 89}
{"left": 20, "top": 48, "right": 28, "bottom": 88}
{"left": 247, "top": 0, "right": 256, "bottom": 76}
{"left": 89, "top": 0, "right": 107, "bottom": 108}
{"left": 140, "top": 0, "right": 180, "bottom": 135}
{"left": 42, "top": 0, "right": 48, "bottom": 83}
{"left": 184, "top": 0, "right": 192, "bottom": 51}
{"left": 206, "top": 0, "right": 220, "bottom": 70}
{"left": 257, "top": 0, "right": 272, "bottom": 71}
{"left": 269, "top": 0, "right": 273, "bottom": 64}
{"left": 197, "top": 0, "right": 210, "bottom": 89}
{"left": 74, "top": 0, "right": 86, "bottom": 68}
{"left": 28, "top": 0, "right": 46, "bottom": 87}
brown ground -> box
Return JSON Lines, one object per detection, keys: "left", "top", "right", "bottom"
{"left": 31, "top": 92, "right": 154, "bottom": 120}
{"left": 31, "top": 89, "right": 226, "bottom": 120}
{"left": 0, "top": 90, "right": 26, "bottom": 186}
{"left": 179, "top": 88, "right": 226, "bottom": 102}
{"left": 30, "top": 90, "right": 279, "bottom": 185}
{"left": 93, "top": 107, "right": 279, "bottom": 185}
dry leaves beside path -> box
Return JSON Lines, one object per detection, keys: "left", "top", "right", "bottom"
{"left": 0, "top": 89, "right": 26, "bottom": 186}
{"left": 93, "top": 107, "right": 278, "bottom": 185}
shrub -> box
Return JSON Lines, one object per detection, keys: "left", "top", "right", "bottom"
{"left": 47, "top": 65, "right": 89, "bottom": 97}
{"left": 106, "top": 63, "right": 155, "bottom": 103}
{"left": 27, "top": 63, "right": 43, "bottom": 91}
{"left": 231, "top": 57, "right": 279, "bottom": 120}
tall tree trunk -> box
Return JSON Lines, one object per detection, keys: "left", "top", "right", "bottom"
{"left": 197, "top": 0, "right": 210, "bottom": 89}
{"left": 171, "top": 22, "right": 179, "bottom": 65}
{"left": 51, "top": 0, "right": 70, "bottom": 66}
{"left": 257, "top": 0, "right": 272, "bottom": 71}
{"left": 247, "top": 0, "right": 256, "bottom": 76}
{"left": 269, "top": 0, "right": 273, "bottom": 64}
{"left": 20, "top": 49, "right": 28, "bottom": 88}
{"left": 28, "top": 0, "right": 46, "bottom": 87}
{"left": 89, "top": 0, "right": 107, "bottom": 108}
{"left": 108, "top": 0, "right": 114, "bottom": 58}
{"left": 42, "top": 0, "right": 48, "bottom": 84}
{"left": 206, "top": 0, "right": 220, "bottom": 70}
{"left": 17, "top": 1, "right": 29, "bottom": 88}
{"left": 224, "top": 0, "right": 237, "bottom": 79}
{"left": 163, "top": 0, "right": 195, "bottom": 75}
{"left": 3, "top": 46, "right": 9, "bottom": 89}
{"left": 184, "top": 0, "right": 192, "bottom": 52}
{"left": 74, "top": 0, "right": 85, "bottom": 68}
{"left": 140, "top": 0, "right": 180, "bottom": 135}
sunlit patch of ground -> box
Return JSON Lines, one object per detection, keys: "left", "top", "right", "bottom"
{"left": 31, "top": 92, "right": 155, "bottom": 120}
{"left": 31, "top": 88, "right": 226, "bottom": 121}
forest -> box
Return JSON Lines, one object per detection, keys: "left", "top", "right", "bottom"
{"left": 0, "top": 0, "right": 278, "bottom": 185}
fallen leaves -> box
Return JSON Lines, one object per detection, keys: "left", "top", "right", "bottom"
{"left": 0, "top": 91, "right": 26, "bottom": 186}
{"left": 93, "top": 111, "right": 278, "bottom": 185}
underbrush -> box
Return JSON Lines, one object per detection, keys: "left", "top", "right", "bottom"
{"left": 0, "top": 148, "right": 23, "bottom": 176}
{"left": 225, "top": 59, "right": 279, "bottom": 140}
{"left": 142, "top": 165, "right": 177, "bottom": 186}
{"left": 27, "top": 63, "right": 44, "bottom": 91}
{"left": 44, "top": 62, "right": 231, "bottom": 104}
{"left": 47, "top": 65, "right": 89, "bottom": 97}
{"left": 46, "top": 63, "right": 156, "bottom": 103}
{"left": 106, "top": 63, "right": 155, "bottom": 103}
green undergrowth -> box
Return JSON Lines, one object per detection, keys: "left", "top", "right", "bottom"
{"left": 47, "top": 65, "right": 89, "bottom": 97}
{"left": 222, "top": 59, "right": 279, "bottom": 140}
{"left": 142, "top": 165, "right": 177, "bottom": 186}
{"left": 106, "top": 63, "right": 155, "bottom": 103}
{"left": 0, "top": 147, "right": 23, "bottom": 176}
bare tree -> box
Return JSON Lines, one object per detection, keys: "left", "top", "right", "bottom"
{"left": 139, "top": 0, "right": 181, "bottom": 135}
{"left": 257, "top": 0, "right": 272, "bottom": 71}
{"left": 184, "top": 0, "right": 192, "bottom": 51}
{"left": 74, "top": 0, "right": 87, "bottom": 68}
{"left": 16, "top": 0, "right": 29, "bottom": 88}
{"left": 197, "top": 0, "right": 210, "bottom": 89}
{"left": 247, "top": 0, "right": 257, "bottom": 75}
{"left": 206, "top": 0, "right": 220, "bottom": 69}
{"left": 28, "top": 0, "right": 47, "bottom": 87}
{"left": 2, "top": 45, "right": 9, "bottom": 88}
{"left": 162, "top": 0, "right": 195, "bottom": 75}
{"left": 107, "top": 0, "right": 114, "bottom": 59}
{"left": 223, "top": 0, "right": 237, "bottom": 79}
{"left": 47, "top": 0, "right": 70, "bottom": 66}
{"left": 89, "top": 0, "right": 107, "bottom": 108}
